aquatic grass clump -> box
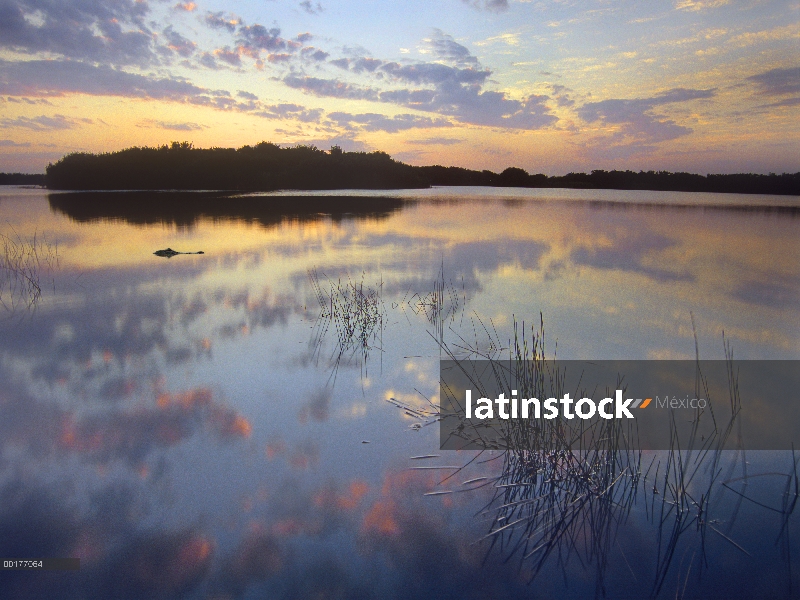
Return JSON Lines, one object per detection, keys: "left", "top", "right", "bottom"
{"left": 409, "top": 262, "right": 465, "bottom": 352}
{"left": 308, "top": 268, "right": 385, "bottom": 381}
{"left": 465, "top": 317, "right": 643, "bottom": 589}
{"left": 402, "top": 307, "right": 800, "bottom": 597}
{"left": 0, "top": 227, "right": 59, "bottom": 313}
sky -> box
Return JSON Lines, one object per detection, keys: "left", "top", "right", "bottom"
{"left": 0, "top": 0, "right": 798, "bottom": 175}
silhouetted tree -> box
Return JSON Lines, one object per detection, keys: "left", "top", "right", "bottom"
{"left": 43, "top": 143, "right": 800, "bottom": 195}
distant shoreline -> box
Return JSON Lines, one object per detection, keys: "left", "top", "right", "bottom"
{"left": 3, "top": 143, "right": 799, "bottom": 196}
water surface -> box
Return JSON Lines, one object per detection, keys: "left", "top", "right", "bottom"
{"left": 1, "top": 185, "right": 798, "bottom": 598}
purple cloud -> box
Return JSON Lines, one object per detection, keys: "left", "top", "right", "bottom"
{"left": 0, "top": 114, "right": 93, "bottom": 131}
{"left": 425, "top": 30, "right": 479, "bottom": 67}
{"left": 0, "top": 59, "right": 206, "bottom": 99}
{"left": 237, "top": 24, "right": 288, "bottom": 53}
{"left": 461, "top": 0, "right": 509, "bottom": 12}
{"left": 327, "top": 112, "right": 453, "bottom": 133}
{"left": 0, "top": 139, "right": 31, "bottom": 147}
{"left": 254, "top": 104, "right": 324, "bottom": 122}
{"left": 299, "top": 1, "right": 324, "bottom": 14}
{"left": 747, "top": 66, "right": 800, "bottom": 96}
{"left": 163, "top": 25, "right": 197, "bottom": 58}
{"left": 140, "top": 120, "right": 207, "bottom": 131}
{"left": 407, "top": 137, "right": 462, "bottom": 145}
{"left": 289, "top": 32, "right": 556, "bottom": 130}
{"left": 283, "top": 75, "right": 379, "bottom": 101}
{"left": 0, "top": 0, "right": 157, "bottom": 67}
{"left": 577, "top": 88, "right": 717, "bottom": 157}
{"left": 301, "top": 47, "right": 330, "bottom": 61}
{"left": 204, "top": 11, "right": 240, "bottom": 33}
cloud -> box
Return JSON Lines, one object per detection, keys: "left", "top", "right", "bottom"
{"left": 0, "top": 59, "right": 206, "bottom": 100}
{"left": 0, "top": 59, "right": 263, "bottom": 115}
{"left": 0, "top": 0, "right": 157, "bottom": 66}
{"left": 293, "top": 31, "right": 558, "bottom": 130}
{"left": 283, "top": 75, "right": 380, "bottom": 101}
{"left": 758, "top": 96, "right": 800, "bottom": 109}
{"left": 57, "top": 388, "right": 252, "bottom": 465}
{"left": 747, "top": 66, "right": 800, "bottom": 96}
{"left": 406, "top": 137, "right": 462, "bottom": 145}
{"left": 378, "top": 82, "right": 558, "bottom": 130}
{"left": 423, "top": 30, "right": 479, "bottom": 67}
{"left": 0, "top": 114, "right": 92, "bottom": 131}
{"left": 461, "top": 0, "right": 509, "bottom": 12}
{"left": 174, "top": 2, "right": 197, "bottom": 11}
{"left": 204, "top": 11, "right": 240, "bottom": 33}
{"left": 727, "top": 23, "right": 800, "bottom": 48}
{"left": 330, "top": 58, "right": 350, "bottom": 70}
{"left": 214, "top": 46, "right": 242, "bottom": 66}
{"left": 163, "top": 25, "right": 197, "bottom": 58}
{"left": 93, "top": 530, "right": 214, "bottom": 599}
{"left": 327, "top": 112, "right": 453, "bottom": 133}
{"left": 571, "top": 232, "right": 693, "bottom": 283}
{"left": 578, "top": 88, "right": 717, "bottom": 123}
{"left": 380, "top": 62, "right": 490, "bottom": 86}
{"left": 2, "top": 96, "right": 52, "bottom": 105}
{"left": 299, "top": 1, "right": 324, "bottom": 14}
{"left": 268, "top": 53, "right": 293, "bottom": 64}
{"left": 0, "top": 139, "right": 31, "bottom": 147}
{"left": 213, "top": 528, "right": 284, "bottom": 596}
{"left": 298, "top": 389, "right": 330, "bottom": 423}
{"left": 321, "top": 55, "right": 383, "bottom": 72}
{"left": 285, "top": 43, "right": 557, "bottom": 130}
{"left": 237, "top": 24, "right": 290, "bottom": 53}
{"left": 140, "top": 120, "right": 207, "bottom": 131}
{"left": 675, "top": 0, "right": 730, "bottom": 10}
{"left": 301, "top": 46, "right": 329, "bottom": 61}
{"left": 253, "top": 103, "right": 324, "bottom": 122}
{"left": 577, "top": 87, "right": 717, "bottom": 156}
{"left": 198, "top": 52, "right": 221, "bottom": 70}
{"left": 191, "top": 21, "right": 301, "bottom": 69}
{"left": 551, "top": 84, "right": 575, "bottom": 107}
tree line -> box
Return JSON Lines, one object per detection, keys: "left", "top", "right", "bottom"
{"left": 417, "top": 165, "right": 800, "bottom": 195}
{"left": 44, "top": 142, "right": 427, "bottom": 191}
{"left": 2, "top": 142, "right": 797, "bottom": 195}
{"left": 0, "top": 173, "right": 46, "bottom": 185}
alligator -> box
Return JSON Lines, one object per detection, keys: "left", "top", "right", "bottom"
{"left": 153, "top": 248, "right": 205, "bottom": 258}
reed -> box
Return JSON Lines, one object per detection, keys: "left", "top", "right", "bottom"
{"left": 0, "top": 227, "right": 59, "bottom": 313}
{"left": 406, "top": 262, "right": 465, "bottom": 352}
{"left": 308, "top": 268, "right": 385, "bottom": 382}
{"left": 401, "top": 308, "right": 799, "bottom": 597}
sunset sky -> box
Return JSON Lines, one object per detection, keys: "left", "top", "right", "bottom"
{"left": 0, "top": 0, "right": 798, "bottom": 175}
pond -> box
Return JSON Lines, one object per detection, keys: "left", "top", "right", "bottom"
{"left": 0, "top": 185, "right": 799, "bottom": 598}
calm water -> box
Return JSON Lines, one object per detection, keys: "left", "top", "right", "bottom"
{"left": 1, "top": 185, "right": 799, "bottom": 598}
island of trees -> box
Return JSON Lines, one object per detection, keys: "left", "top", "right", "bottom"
{"left": 0, "top": 172, "right": 46, "bottom": 185}
{"left": 3, "top": 142, "right": 799, "bottom": 196}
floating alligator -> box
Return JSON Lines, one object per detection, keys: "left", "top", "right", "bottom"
{"left": 153, "top": 248, "right": 205, "bottom": 258}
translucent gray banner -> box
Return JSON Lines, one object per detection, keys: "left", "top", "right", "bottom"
{"left": 439, "top": 360, "right": 800, "bottom": 451}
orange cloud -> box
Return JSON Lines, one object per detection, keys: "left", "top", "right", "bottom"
{"left": 362, "top": 499, "right": 400, "bottom": 536}
{"left": 313, "top": 479, "right": 370, "bottom": 511}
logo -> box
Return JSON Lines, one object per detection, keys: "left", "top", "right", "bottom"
{"left": 465, "top": 390, "right": 660, "bottom": 420}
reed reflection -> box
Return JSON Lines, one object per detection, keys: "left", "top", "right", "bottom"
{"left": 429, "top": 320, "right": 800, "bottom": 598}
{"left": 0, "top": 227, "right": 59, "bottom": 314}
